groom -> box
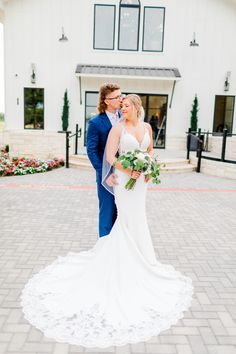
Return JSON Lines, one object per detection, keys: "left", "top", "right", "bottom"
{"left": 86, "top": 83, "right": 122, "bottom": 237}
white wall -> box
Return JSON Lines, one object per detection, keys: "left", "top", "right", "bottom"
{"left": 0, "top": 22, "right": 4, "bottom": 112}
{"left": 2, "top": 0, "right": 236, "bottom": 147}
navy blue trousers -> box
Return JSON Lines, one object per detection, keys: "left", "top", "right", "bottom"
{"left": 97, "top": 182, "right": 117, "bottom": 237}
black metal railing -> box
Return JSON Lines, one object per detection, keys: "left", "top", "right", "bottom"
{"left": 186, "top": 128, "right": 204, "bottom": 172}
{"left": 65, "top": 124, "right": 82, "bottom": 168}
{"left": 186, "top": 128, "right": 236, "bottom": 173}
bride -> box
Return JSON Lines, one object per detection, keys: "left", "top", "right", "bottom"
{"left": 21, "top": 94, "right": 193, "bottom": 348}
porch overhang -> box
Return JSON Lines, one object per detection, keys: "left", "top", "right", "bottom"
{"left": 75, "top": 64, "right": 181, "bottom": 107}
{"left": 75, "top": 64, "right": 181, "bottom": 81}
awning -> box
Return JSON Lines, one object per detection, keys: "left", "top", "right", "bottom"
{"left": 75, "top": 64, "right": 181, "bottom": 107}
{"left": 75, "top": 64, "right": 181, "bottom": 81}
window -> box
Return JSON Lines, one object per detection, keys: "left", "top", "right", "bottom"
{"left": 140, "top": 94, "right": 168, "bottom": 148}
{"left": 118, "top": 0, "right": 140, "bottom": 51}
{"left": 93, "top": 5, "right": 116, "bottom": 50}
{"left": 24, "top": 88, "right": 44, "bottom": 129}
{"left": 213, "top": 95, "right": 235, "bottom": 134}
{"left": 84, "top": 92, "right": 99, "bottom": 145}
{"left": 142, "top": 7, "right": 165, "bottom": 52}
{"left": 84, "top": 91, "right": 168, "bottom": 148}
{"left": 93, "top": 2, "right": 166, "bottom": 52}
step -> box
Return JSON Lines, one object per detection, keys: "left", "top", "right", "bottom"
{"left": 159, "top": 158, "right": 191, "bottom": 166}
{"left": 71, "top": 154, "right": 89, "bottom": 161}
{"left": 69, "top": 155, "right": 196, "bottom": 173}
{"left": 160, "top": 164, "right": 196, "bottom": 173}
{"left": 70, "top": 155, "right": 190, "bottom": 166}
{"left": 70, "top": 159, "right": 92, "bottom": 169}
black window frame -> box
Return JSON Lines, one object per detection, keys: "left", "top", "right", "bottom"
{"left": 139, "top": 93, "right": 168, "bottom": 149}
{"left": 142, "top": 6, "right": 165, "bottom": 52}
{"left": 84, "top": 91, "right": 168, "bottom": 149}
{"left": 212, "top": 95, "right": 235, "bottom": 135}
{"left": 118, "top": 0, "right": 141, "bottom": 51}
{"left": 84, "top": 91, "right": 99, "bottom": 146}
{"left": 93, "top": 4, "right": 116, "bottom": 50}
{"left": 24, "top": 87, "right": 44, "bottom": 130}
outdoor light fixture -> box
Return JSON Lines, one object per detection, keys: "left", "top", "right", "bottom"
{"left": 31, "top": 63, "right": 36, "bottom": 84}
{"left": 190, "top": 32, "right": 199, "bottom": 46}
{"left": 224, "top": 71, "right": 231, "bottom": 91}
{"left": 59, "top": 27, "right": 68, "bottom": 42}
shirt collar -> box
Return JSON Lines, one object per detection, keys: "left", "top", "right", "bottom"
{"left": 106, "top": 110, "right": 119, "bottom": 119}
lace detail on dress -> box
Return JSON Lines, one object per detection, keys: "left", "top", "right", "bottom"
{"left": 119, "top": 122, "right": 150, "bottom": 154}
{"left": 21, "top": 127, "right": 194, "bottom": 348}
{"left": 21, "top": 250, "right": 193, "bottom": 348}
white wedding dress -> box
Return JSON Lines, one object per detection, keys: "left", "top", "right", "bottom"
{"left": 21, "top": 127, "right": 193, "bottom": 348}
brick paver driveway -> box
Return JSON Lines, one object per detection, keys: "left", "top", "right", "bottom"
{"left": 0, "top": 168, "right": 236, "bottom": 354}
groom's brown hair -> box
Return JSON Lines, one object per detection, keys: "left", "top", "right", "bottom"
{"left": 97, "top": 83, "right": 120, "bottom": 113}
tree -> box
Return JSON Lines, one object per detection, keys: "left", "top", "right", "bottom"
{"left": 0, "top": 112, "right": 4, "bottom": 121}
{"left": 190, "top": 95, "right": 199, "bottom": 132}
{"left": 61, "top": 89, "right": 69, "bottom": 131}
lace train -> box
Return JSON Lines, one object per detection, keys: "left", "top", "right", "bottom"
{"left": 21, "top": 245, "right": 193, "bottom": 348}
{"left": 21, "top": 127, "right": 193, "bottom": 348}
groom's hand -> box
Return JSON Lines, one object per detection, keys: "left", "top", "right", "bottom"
{"left": 106, "top": 173, "right": 119, "bottom": 187}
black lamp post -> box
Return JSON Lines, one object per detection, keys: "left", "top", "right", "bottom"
{"left": 59, "top": 27, "right": 68, "bottom": 42}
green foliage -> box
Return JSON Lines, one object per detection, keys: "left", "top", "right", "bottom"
{"left": 190, "top": 95, "right": 199, "bottom": 132}
{"left": 24, "top": 88, "right": 44, "bottom": 129}
{"left": 0, "top": 112, "right": 4, "bottom": 121}
{"left": 61, "top": 89, "right": 69, "bottom": 131}
{"left": 122, "top": 160, "right": 131, "bottom": 169}
{"left": 0, "top": 150, "right": 64, "bottom": 177}
{"left": 117, "top": 149, "right": 161, "bottom": 190}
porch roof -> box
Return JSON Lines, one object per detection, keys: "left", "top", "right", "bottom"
{"left": 75, "top": 64, "right": 181, "bottom": 81}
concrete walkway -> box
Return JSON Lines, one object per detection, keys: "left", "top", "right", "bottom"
{"left": 0, "top": 168, "right": 236, "bottom": 354}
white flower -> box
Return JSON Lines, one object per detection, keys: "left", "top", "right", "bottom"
{"left": 136, "top": 152, "right": 146, "bottom": 161}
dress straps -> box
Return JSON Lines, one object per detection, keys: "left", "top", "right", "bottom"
{"left": 121, "top": 121, "right": 147, "bottom": 133}
{"left": 120, "top": 121, "right": 127, "bottom": 135}
{"left": 143, "top": 121, "right": 148, "bottom": 132}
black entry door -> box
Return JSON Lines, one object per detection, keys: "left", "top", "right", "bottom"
{"left": 140, "top": 94, "right": 168, "bottom": 148}
{"left": 84, "top": 92, "right": 168, "bottom": 148}
{"left": 213, "top": 95, "right": 235, "bottom": 134}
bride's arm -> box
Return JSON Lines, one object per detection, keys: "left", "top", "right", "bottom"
{"left": 146, "top": 123, "right": 154, "bottom": 157}
{"left": 106, "top": 124, "right": 135, "bottom": 177}
{"left": 144, "top": 123, "right": 154, "bottom": 183}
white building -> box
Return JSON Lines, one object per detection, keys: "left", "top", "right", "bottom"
{"left": 0, "top": 0, "right": 236, "bottom": 159}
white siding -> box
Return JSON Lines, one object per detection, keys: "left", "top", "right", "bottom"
{"left": 1, "top": 0, "right": 236, "bottom": 151}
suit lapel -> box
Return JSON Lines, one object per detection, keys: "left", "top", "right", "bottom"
{"left": 101, "top": 112, "right": 112, "bottom": 132}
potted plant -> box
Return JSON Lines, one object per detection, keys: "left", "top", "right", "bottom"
{"left": 189, "top": 95, "right": 199, "bottom": 151}
{"left": 59, "top": 89, "right": 70, "bottom": 132}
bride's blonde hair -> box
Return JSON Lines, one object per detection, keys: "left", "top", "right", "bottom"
{"left": 124, "top": 94, "right": 142, "bottom": 119}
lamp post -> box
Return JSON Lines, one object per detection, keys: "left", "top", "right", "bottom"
{"left": 59, "top": 27, "right": 68, "bottom": 42}
{"left": 190, "top": 32, "right": 199, "bottom": 46}
{"left": 224, "top": 71, "right": 231, "bottom": 92}
{"left": 31, "top": 63, "right": 36, "bottom": 84}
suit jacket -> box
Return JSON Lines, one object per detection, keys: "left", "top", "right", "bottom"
{"left": 86, "top": 112, "right": 112, "bottom": 182}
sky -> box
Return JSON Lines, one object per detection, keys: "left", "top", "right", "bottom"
{"left": 0, "top": 23, "right": 4, "bottom": 113}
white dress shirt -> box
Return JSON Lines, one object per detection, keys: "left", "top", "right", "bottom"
{"left": 106, "top": 110, "right": 119, "bottom": 126}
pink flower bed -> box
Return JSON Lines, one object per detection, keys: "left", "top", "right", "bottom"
{"left": 0, "top": 145, "right": 64, "bottom": 177}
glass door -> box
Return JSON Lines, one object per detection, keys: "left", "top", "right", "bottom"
{"left": 213, "top": 95, "right": 235, "bottom": 134}
{"left": 140, "top": 94, "right": 168, "bottom": 148}
{"left": 84, "top": 92, "right": 168, "bottom": 148}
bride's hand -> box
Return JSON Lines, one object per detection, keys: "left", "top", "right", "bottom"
{"left": 144, "top": 175, "right": 151, "bottom": 183}
{"left": 106, "top": 173, "right": 119, "bottom": 187}
{"left": 131, "top": 170, "right": 141, "bottom": 179}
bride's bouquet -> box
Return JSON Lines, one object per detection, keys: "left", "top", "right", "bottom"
{"left": 117, "top": 149, "right": 161, "bottom": 190}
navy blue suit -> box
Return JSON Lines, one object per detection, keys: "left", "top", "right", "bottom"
{"left": 86, "top": 112, "right": 117, "bottom": 237}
